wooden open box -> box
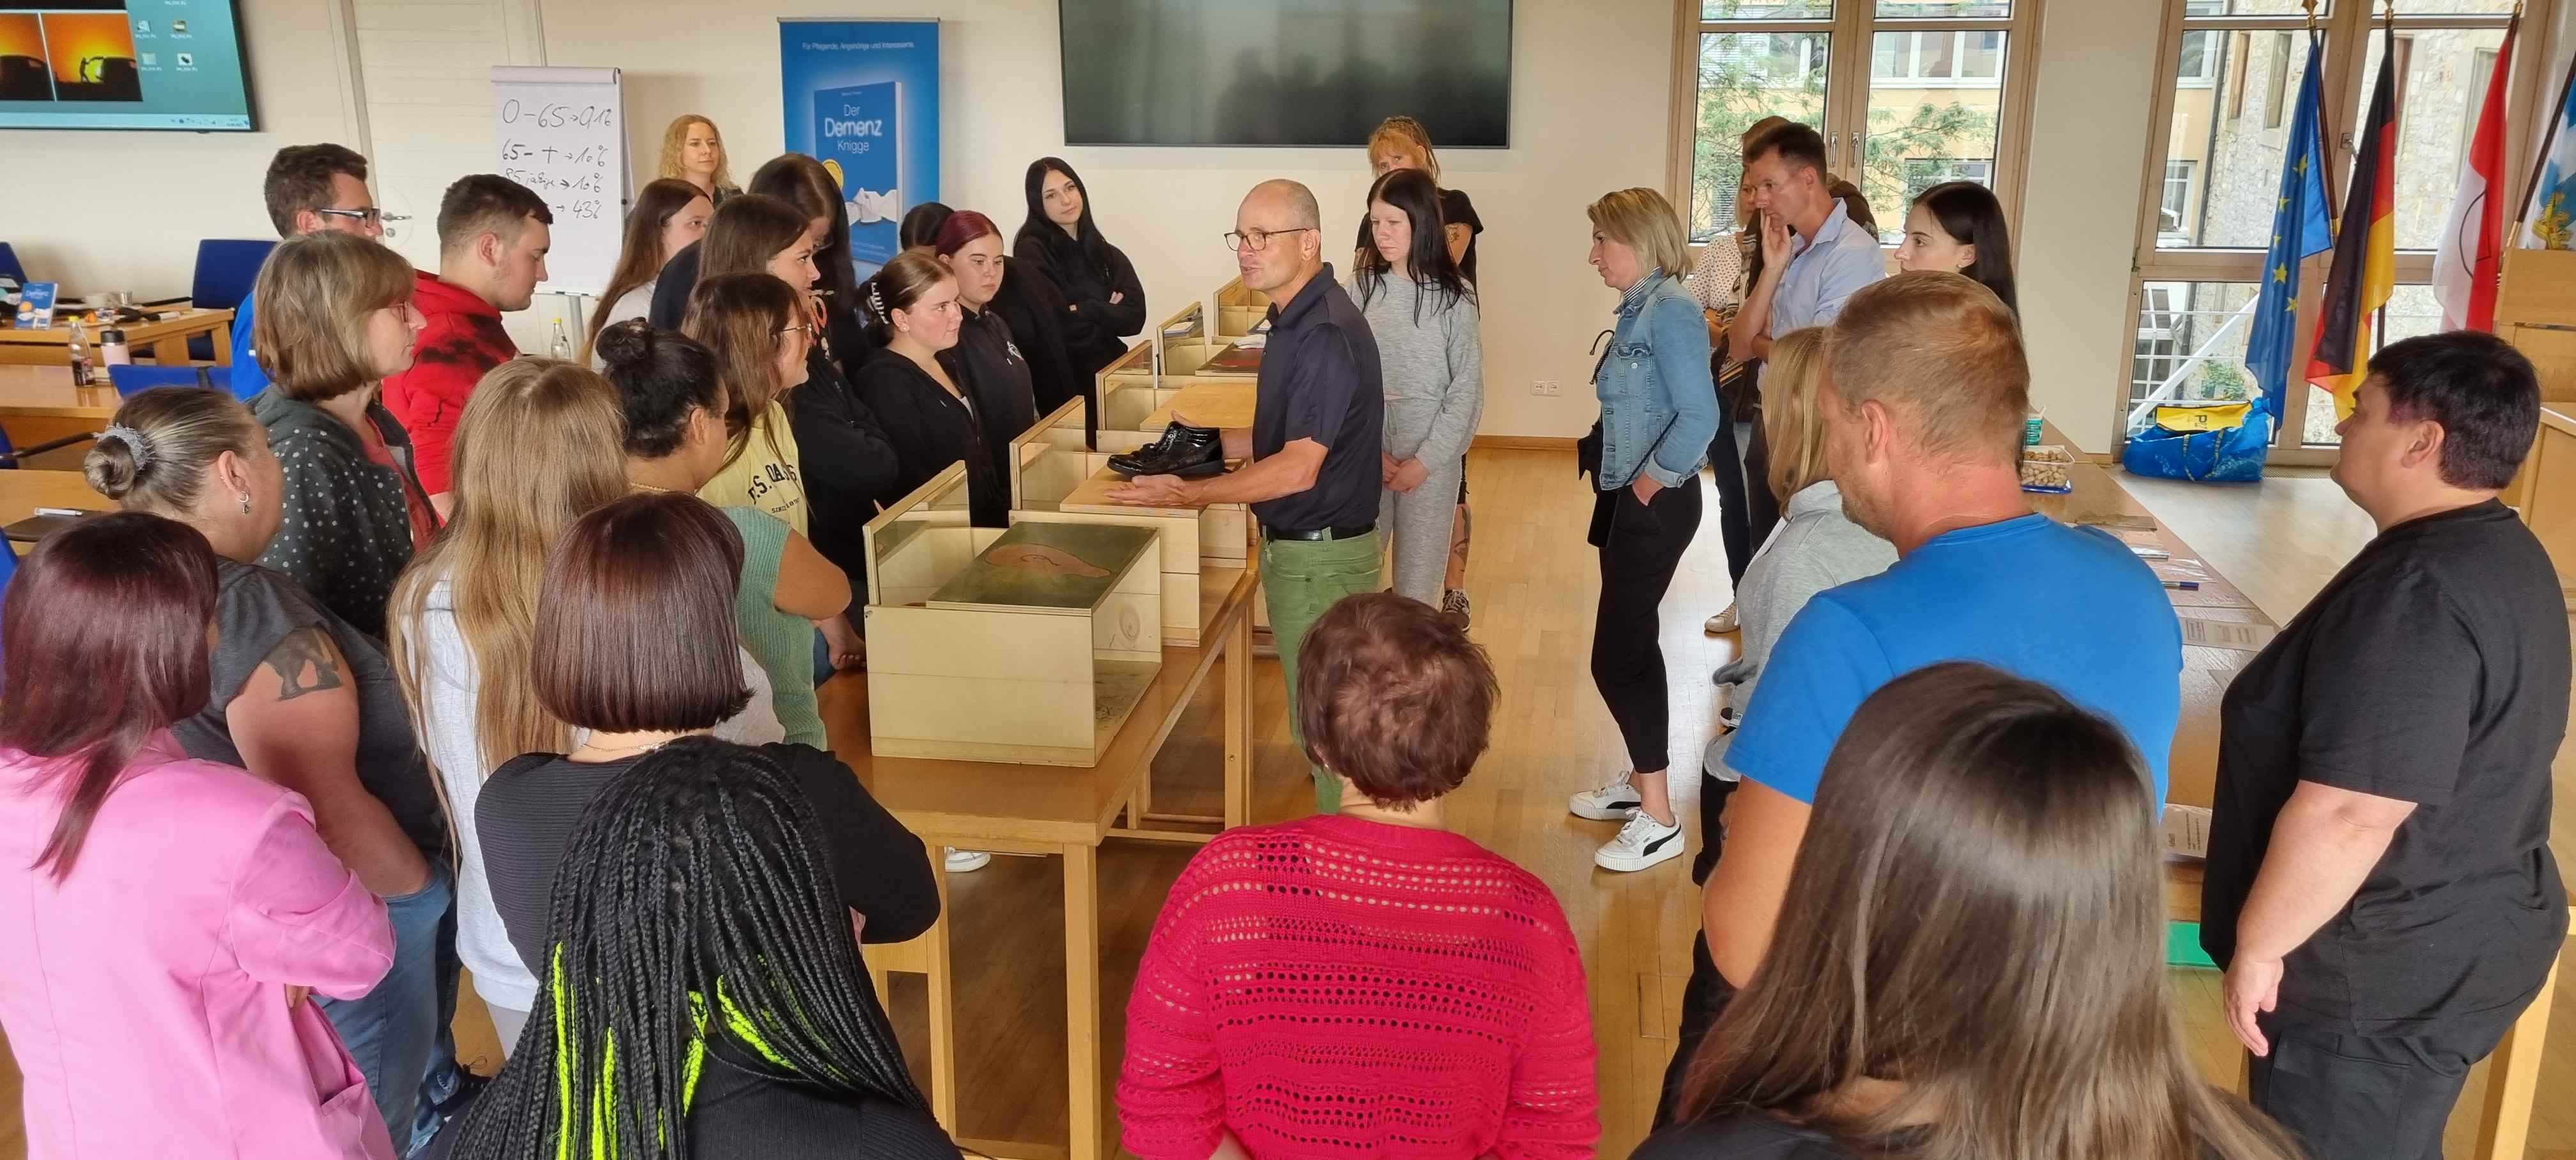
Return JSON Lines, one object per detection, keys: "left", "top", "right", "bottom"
{"left": 861, "top": 462, "right": 1166, "bottom": 766}
{"left": 1094, "top": 303, "right": 1255, "bottom": 454}
{"left": 1213, "top": 276, "right": 1272, "bottom": 340}
{"left": 1010, "top": 396, "right": 1252, "bottom": 647}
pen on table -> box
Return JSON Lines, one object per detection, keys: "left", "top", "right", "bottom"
{"left": 2162, "top": 579, "right": 2200, "bottom": 590}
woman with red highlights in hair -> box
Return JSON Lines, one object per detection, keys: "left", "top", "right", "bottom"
{"left": 932, "top": 209, "right": 1040, "bottom": 477}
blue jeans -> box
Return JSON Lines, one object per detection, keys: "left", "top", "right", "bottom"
{"left": 316, "top": 862, "right": 464, "bottom": 1157}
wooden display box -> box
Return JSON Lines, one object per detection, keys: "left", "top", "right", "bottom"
{"left": 1213, "top": 276, "right": 1272, "bottom": 340}
{"left": 1011, "top": 397, "right": 1252, "bottom": 647}
{"left": 862, "top": 463, "right": 1167, "bottom": 766}
{"left": 1096, "top": 303, "right": 1247, "bottom": 454}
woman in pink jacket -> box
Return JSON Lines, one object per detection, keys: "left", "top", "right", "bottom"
{"left": 0, "top": 511, "right": 398, "bottom": 1159}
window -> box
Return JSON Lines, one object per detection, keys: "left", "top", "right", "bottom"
{"left": 1673, "top": 0, "right": 2039, "bottom": 243}
{"left": 2178, "top": 30, "right": 2222, "bottom": 87}
{"left": 2124, "top": 0, "right": 2551, "bottom": 459}
{"left": 2227, "top": 33, "right": 2251, "bottom": 118}
{"left": 2160, "top": 160, "right": 2196, "bottom": 233}
{"left": 2264, "top": 32, "right": 2292, "bottom": 128}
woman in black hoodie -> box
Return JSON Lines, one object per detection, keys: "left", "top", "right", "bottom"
{"left": 928, "top": 210, "right": 1038, "bottom": 489}
{"left": 1011, "top": 157, "right": 1145, "bottom": 379}
{"left": 853, "top": 252, "right": 1007, "bottom": 529}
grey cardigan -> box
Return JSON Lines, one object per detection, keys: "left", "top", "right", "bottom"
{"left": 1708, "top": 480, "right": 1896, "bottom": 777}
{"left": 1346, "top": 272, "right": 1483, "bottom": 466}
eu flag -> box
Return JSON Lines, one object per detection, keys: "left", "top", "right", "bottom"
{"left": 2247, "top": 30, "right": 2333, "bottom": 428}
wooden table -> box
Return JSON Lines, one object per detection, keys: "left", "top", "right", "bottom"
{"left": 2023, "top": 425, "right": 2280, "bottom": 923}
{"left": 818, "top": 567, "right": 1261, "bottom": 1160}
{"left": 0, "top": 309, "right": 234, "bottom": 367}
{"left": 0, "top": 469, "right": 110, "bottom": 555}
{"left": 0, "top": 364, "right": 119, "bottom": 471}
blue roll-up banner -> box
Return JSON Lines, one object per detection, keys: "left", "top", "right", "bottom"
{"left": 779, "top": 19, "right": 940, "bottom": 273}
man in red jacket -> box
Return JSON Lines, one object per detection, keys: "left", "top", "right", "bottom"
{"left": 383, "top": 174, "right": 551, "bottom": 516}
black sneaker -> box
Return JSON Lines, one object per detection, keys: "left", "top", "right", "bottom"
{"left": 1109, "top": 420, "right": 1225, "bottom": 478}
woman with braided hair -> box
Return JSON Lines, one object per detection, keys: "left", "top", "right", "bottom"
{"left": 422, "top": 733, "right": 956, "bottom": 1158}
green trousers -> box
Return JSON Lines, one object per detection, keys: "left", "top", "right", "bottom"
{"left": 1260, "top": 530, "right": 1384, "bottom": 813}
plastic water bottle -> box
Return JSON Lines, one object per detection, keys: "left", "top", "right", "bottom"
{"left": 66, "top": 321, "right": 95, "bottom": 387}
{"left": 549, "top": 318, "right": 572, "bottom": 362}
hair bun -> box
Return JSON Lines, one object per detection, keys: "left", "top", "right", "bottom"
{"left": 595, "top": 319, "right": 656, "bottom": 370}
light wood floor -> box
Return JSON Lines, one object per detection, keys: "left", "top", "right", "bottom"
{"left": 1, "top": 452, "right": 2568, "bottom": 1159}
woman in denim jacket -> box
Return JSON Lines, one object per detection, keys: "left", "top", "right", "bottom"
{"left": 1567, "top": 187, "right": 1718, "bottom": 874}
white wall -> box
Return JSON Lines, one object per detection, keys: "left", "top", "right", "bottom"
{"left": 0, "top": 0, "right": 364, "bottom": 298}
{"left": 530, "top": 0, "right": 1672, "bottom": 438}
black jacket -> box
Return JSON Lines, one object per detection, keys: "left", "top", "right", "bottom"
{"left": 1011, "top": 225, "right": 1144, "bottom": 378}
{"left": 788, "top": 347, "right": 901, "bottom": 610}
{"left": 938, "top": 305, "right": 1039, "bottom": 490}
{"left": 855, "top": 346, "right": 1008, "bottom": 530}
{"left": 986, "top": 256, "right": 1085, "bottom": 429}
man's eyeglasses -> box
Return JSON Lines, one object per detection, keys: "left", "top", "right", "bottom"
{"left": 1223, "top": 227, "right": 1319, "bottom": 252}
{"left": 315, "top": 208, "right": 410, "bottom": 235}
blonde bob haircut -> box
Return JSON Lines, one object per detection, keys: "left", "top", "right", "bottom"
{"left": 1588, "top": 187, "right": 1690, "bottom": 281}
{"left": 250, "top": 230, "right": 415, "bottom": 403}
{"left": 1760, "top": 328, "right": 1833, "bottom": 504}
{"left": 656, "top": 114, "right": 734, "bottom": 192}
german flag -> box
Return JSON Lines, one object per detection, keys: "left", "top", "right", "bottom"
{"left": 2306, "top": 15, "right": 2401, "bottom": 420}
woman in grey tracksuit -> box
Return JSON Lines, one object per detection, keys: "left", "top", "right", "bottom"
{"left": 1347, "top": 168, "right": 1483, "bottom": 607}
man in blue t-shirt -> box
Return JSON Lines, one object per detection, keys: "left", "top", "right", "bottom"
{"left": 1699, "top": 271, "right": 2181, "bottom": 1008}
{"left": 232, "top": 144, "right": 393, "bottom": 399}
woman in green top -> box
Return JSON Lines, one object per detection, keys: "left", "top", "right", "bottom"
{"left": 594, "top": 319, "right": 850, "bottom": 747}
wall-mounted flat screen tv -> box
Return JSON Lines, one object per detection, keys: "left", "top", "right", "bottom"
{"left": 1060, "top": 0, "right": 1510, "bottom": 148}
{"left": 1, "top": 0, "right": 254, "bottom": 130}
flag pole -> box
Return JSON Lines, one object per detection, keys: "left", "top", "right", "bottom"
{"left": 2514, "top": 12, "right": 2575, "bottom": 236}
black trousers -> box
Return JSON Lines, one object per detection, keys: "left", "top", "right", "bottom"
{"left": 1654, "top": 930, "right": 1741, "bottom": 1129}
{"left": 1587, "top": 475, "right": 1703, "bottom": 774}
{"left": 1742, "top": 413, "right": 1779, "bottom": 556}
{"left": 1703, "top": 385, "right": 1753, "bottom": 586}
{"left": 2248, "top": 1006, "right": 2524, "bottom": 1160}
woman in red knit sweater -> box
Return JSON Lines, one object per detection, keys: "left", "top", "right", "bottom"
{"left": 1118, "top": 593, "right": 1600, "bottom": 1159}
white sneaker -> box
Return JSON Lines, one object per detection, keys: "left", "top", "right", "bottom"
{"left": 1705, "top": 602, "right": 1740, "bottom": 634}
{"left": 944, "top": 848, "right": 992, "bottom": 873}
{"left": 1594, "top": 810, "right": 1685, "bottom": 872}
{"left": 1568, "top": 773, "right": 1644, "bottom": 821}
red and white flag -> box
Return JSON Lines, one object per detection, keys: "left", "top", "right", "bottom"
{"left": 2432, "top": 13, "right": 2516, "bottom": 332}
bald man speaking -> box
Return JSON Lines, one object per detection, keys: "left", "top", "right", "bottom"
{"left": 1111, "top": 179, "right": 1384, "bottom": 813}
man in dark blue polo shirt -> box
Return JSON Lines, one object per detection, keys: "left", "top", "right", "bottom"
{"left": 1110, "top": 178, "right": 1383, "bottom": 811}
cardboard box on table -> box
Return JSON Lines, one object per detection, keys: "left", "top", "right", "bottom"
{"left": 1009, "top": 396, "right": 1252, "bottom": 646}
{"left": 862, "top": 462, "right": 1165, "bottom": 765}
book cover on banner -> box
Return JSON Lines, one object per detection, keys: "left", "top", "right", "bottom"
{"left": 779, "top": 20, "right": 940, "bottom": 277}
{"left": 816, "top": 81, "right": 903, "bottom": 265}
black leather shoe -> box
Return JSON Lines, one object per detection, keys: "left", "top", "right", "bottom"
{"left": 1109, "top": 420, "right": 1225, "bottom": 478}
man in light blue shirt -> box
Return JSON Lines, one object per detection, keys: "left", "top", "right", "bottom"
{"left": 1680, "top": 272, "right": 2182, "bottom": 1100}
{"left": 231, "top": 144, "right": 390, "bottom": 399}
{"left": 1727, "top": 121, "right": 1887, "bottom": 372}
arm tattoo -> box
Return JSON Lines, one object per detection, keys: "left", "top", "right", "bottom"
{"left": 265, "top": 627, "right": 347, "bottom": 702}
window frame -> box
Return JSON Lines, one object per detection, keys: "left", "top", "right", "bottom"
{"left": 2117, "top": 0, "right": 2560, "bottom": 466}
{"left": 1665, "top": 0, "right": 2046, "bottom": 251}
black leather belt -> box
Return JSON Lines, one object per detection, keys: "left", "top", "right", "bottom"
{"left": 1262, "top": 521, "right": 1376, "bottom": 542}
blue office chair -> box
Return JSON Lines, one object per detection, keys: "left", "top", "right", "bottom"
{"left": 0, "top": 241, "right": 25, "bottom": 286}
{"left": 106, "top": 363, "right": 230, "bottom": 397}
{"left": 186, "top": 238, "right": 274, "bottom": 360}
